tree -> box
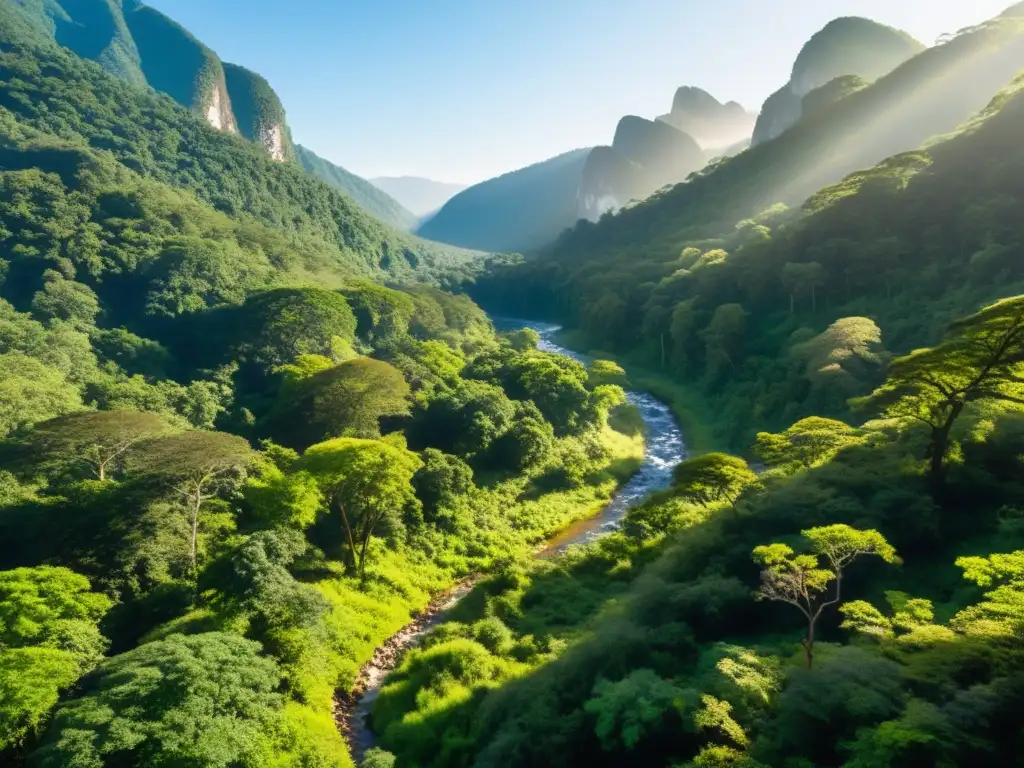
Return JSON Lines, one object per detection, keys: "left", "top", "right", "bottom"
{"left": 30, "top": 270, "right": 100, "bottom": 331}
{"left": 28, "top": 410, "right": 174, "bottom": 481}
{"left": 857, "top": 297, "right": 1024, "bottom": 484}
{"left": 0, "top": 567, "right": 112, "bottom": 751}
{"left": 300, "top": 438, "right": 422, "bottom": 580}
{"left": 704, "top": 304, "right": 748, "bottom": 375}
{"left": 791, "top": 317, "right": 886, "bottom": 396}
{"left": 133, "top": 431, "right": 256, "bottom": 574}
{"left": 413, "top": 449, "right": 474, "bottom": 528}
{"left": 782, "top": 262, "right": 825, "bottom": 313}
{"left": 753, "top": 417, "right": 865, "bottom": 469}
{"left": 233, "top": 287, "right": 358, "bottom": 368}
{"left": 201, "top": 530, "right": 329, "bottom": 630}
{"left": 0, "top": 353, "right": 82, "bottom": 439}
{"left": 673, "top": 453, "right": 757, "bottom": 508}
{"left": 30, "top": 633, "right": 283, "bottom": 768}
{"left": 753, "top": 525, "right": 898, "bottom": 668}
{"left": 268, "top": 357, "right": 411, "bottom": 449}
{"left": 589, "top": 359, "right": 627, "bottom": 387}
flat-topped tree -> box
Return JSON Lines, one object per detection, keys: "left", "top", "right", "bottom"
{"left": 754, "top": 525, "right": 898, "bottom": 669}
{"left": 856, "top": 296, "right": 1024, "bottom": 485}
{"left": 673, "top": 453, "right": 757, "bottom": 509}
{"left": 299, "top": 438, "right": 421, "bottom": 581}
{"left": 28, "top": 410, "right": 174, "bottom": 481}
{"left": 754, "top": 417, "right": 864, "bottom": 470}
{"left": 133, "top": 431, "right": 256, "bottom": 574}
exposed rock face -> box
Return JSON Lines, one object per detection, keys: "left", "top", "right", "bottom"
{"left": 223, "top": 63, "right": 292, "bottom": 161}
{"left": 18, "top": 1, "right": 312, "bottom": 155}
{"left": 752, "top": 17, "right": 924, "bottom": 146}
{"left": 203, "top": 80, "right": 236, "bottom": 133}
{"left": 577, "top": 117, "right": 704, "bottom": 221}
{"left": 658, "top": 86, "right": 756, "bottom": 149}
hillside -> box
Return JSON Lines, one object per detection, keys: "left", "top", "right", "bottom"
{"left": 8, "top": 0, "right": 299, "bottom": 160}
{"left": 0, "top": 1, "right": 478, "bottom": 289}
{"left": 297, "top": 145, "right": 418, "bottom": 231}
{"left": 487, "top": 14, "right": 1024, "bottom": 278}
{"left": 371, "top": 176, "right": 469, "bottom": 218}
{"left": 472, "top": 14, "right": 1024, "bottom": 446}
{"left": 417, "top": 148, "right": 593, "bottom": 253}
{"left": 577, "top": 116, "right": 705, "bottom": 221}
{"left": 752, "top": 17, "right": 925, "bottom": 146}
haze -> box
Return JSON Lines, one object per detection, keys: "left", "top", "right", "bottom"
{"left": 146, "top": 0, "right": 1009, "bottom": 184}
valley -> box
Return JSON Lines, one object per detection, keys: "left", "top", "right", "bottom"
{"left": 1, "top": 2, "right": 1024, "bottom": 767}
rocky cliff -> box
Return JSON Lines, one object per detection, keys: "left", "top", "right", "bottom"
{"left": 657, "top": 86, "right": 756, "bottom": 149}
{"left": 224, "top": 63, "right": 293, "bottom": 162}
{"left": 751, "top": 17, "right": 924, "bottom": 146}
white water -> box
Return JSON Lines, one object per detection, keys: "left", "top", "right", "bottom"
{"left": 341, "top": 318, "right": 687, "bottom": 762}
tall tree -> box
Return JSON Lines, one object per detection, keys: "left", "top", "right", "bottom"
{"left": 754, "top": 525, "right": 898, "bottom": 668}
{"left": 857, "top": 296, "right": 1024, "bottom": 484}
{"left": 133, "top": 431, "right": 256, "bottom": 574}
{"left": 27, "top": 410, "right": 174, "bottom": 481}
{"left": 300, "top": 438, "right": 421, "bottom": 581}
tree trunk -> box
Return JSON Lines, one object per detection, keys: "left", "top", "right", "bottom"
{"left": 339, "top": 501, "right": 359, "bottom": 577}
{"left": 928, "top": 405, "right": 964, "bottom": 487}
{"left": 189, "top": 490, "right": 202, "bottom": 576}
{"left": 98, "top": 462, "right": 106, "bottom": 482}
{"left": 803, "top": 620, "right": 816, "bottom": 669}
{"left": 660, "top": 333, "right": 666, "bottom": 370}
{"left": 359, "top": 534, "right": 370, "bottom": 584}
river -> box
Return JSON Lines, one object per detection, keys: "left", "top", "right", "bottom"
{"left": 338, "top": 318, "right": 687, "bottom": 762}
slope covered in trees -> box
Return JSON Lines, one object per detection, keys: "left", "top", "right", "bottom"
{"left": 297, "top": 145, "right": 419, "bottom": 231}
{"left": 417, "top": 148, "right": 593, "bottom": 253}
{"left": 0, "top": 1, "right": 478, "bottom": 292}
{"left": 472, "top": 14, "right": 1024, "bottom": 446}
{"left": 752, "top": 17, "right": 924, "bottom": 145}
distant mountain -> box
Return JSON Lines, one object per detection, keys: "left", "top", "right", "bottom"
{"left": 420, "top": 85, "right": 749, "bottom": 251}
{"left": 416, "top": 149, "right": 593, "bottom": 253}
{"left": 12, "top": 0, "right": 292, "bottom": 160}
{"left": 370, "top": 177, "right": 468, "bottom": 218}
{"left": 657, "top": 86, "right": 757, "bottom": 149}
{"left": 752, "top": 17, "right": 925, "bottom": 146}
{"left": 296, "top": 146, "right": 418, "bottom": 231}
{"left": 577, "top": 116, "right": 705, "bottom": 221}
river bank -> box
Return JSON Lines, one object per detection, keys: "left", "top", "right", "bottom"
{"left": 335, "top": 318, "right": 687, "bottom": 764}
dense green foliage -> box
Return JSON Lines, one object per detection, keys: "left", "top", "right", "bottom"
{"left": 0, "top": 250, "right": 641, "bottom": 764}
{"left": 297, "top": 145, "right": 418, "bottom": 231}
{"left": 417, "top": 148, "right": 593, "bottom": 253}
{"left": 372, "top": 352, "right": 1024, "bottom": 766}
{"left": 224, "top": 63, "right": 294, "bottom": 159}
{"left": 474, "top": 24, "right": 1024, "bottom": 447}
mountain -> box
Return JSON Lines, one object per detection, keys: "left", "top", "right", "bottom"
{"left": 658, "top": 86, "right": 756, "bottom": 149}
{"left": 472, "top": 11, "right": 1024, "bottom": 440}
{"left": 0, "top": 0, "right": 478, "bottom": 298}
{"left": 10, "top": 0, "right": 292, "bottom": 160}
{"left": 370, "top": 176, "right": 468, "bottom": 219}
{"left": 296, "top": 146, "right": 418, "bottom": 231}
{"left": 752, "top": 17, "right": 925, "bottom": 146}
{"left": 577, "top": 116, "right": 705, "bottom": 221}
{"left": 416, "top": 149, "right": 593, "bottom": 253}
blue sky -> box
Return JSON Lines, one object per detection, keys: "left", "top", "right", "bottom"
{"left": 148, "top": 0, "right": 1011, "bottom": 184}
